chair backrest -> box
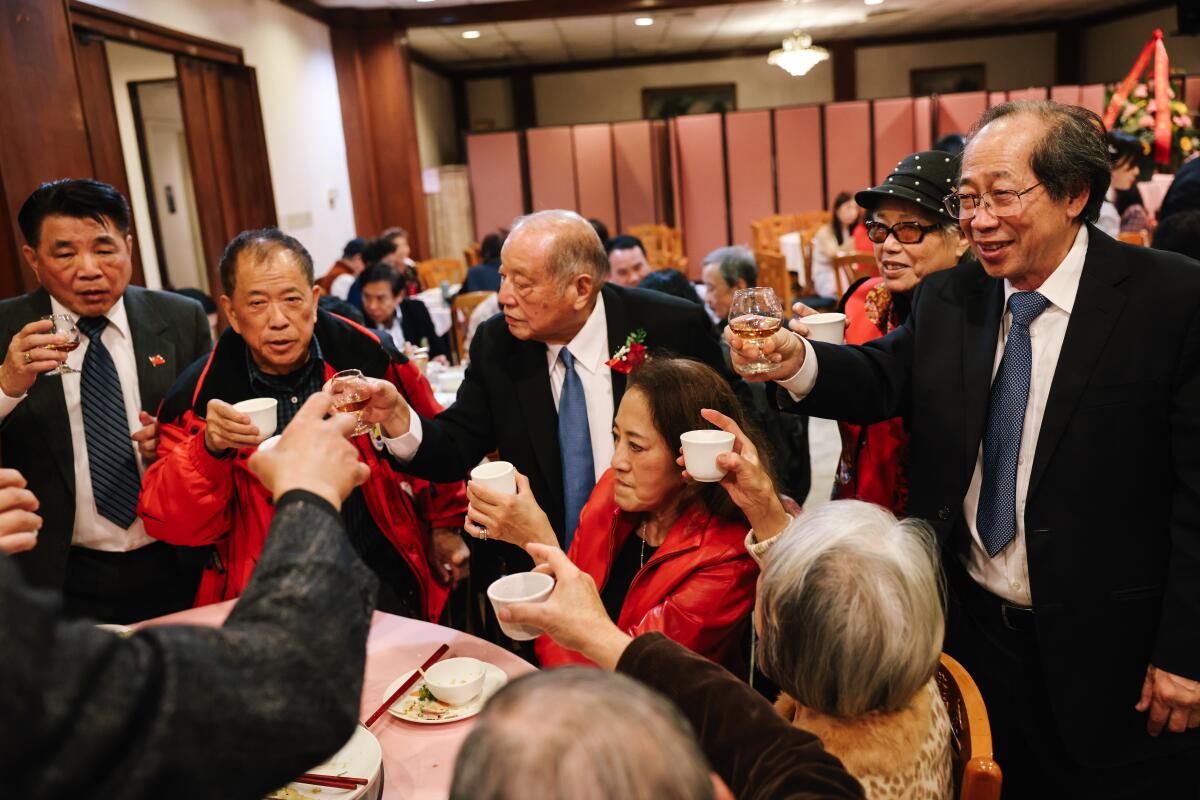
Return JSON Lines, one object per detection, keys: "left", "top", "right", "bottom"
{"left": 629, "top": 224, "right": 687, "bottom": 271}
{"left": 1116, "top": 230, "right": 1149, "bottom": 246}
{"left": 832, "top": 250, "right": 878, "bottom": 298}
{"left": 754, "top": 249, "right": 792, "bottom": 312}
{"left": 937, "top": 652, "right": 1002, "bottom": 800}
{"left": 751, "top": 214, "right": 797, "bottom": 253}
{"left": 451, "top": 291, "right": 496, "bottom": 362}
{"left": 463, "top": 242, "right": 481, "bottom": 268}
{"left": 415, "top": 258, "right": 467, "bottom": 292}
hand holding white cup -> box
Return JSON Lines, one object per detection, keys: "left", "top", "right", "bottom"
{"left": 231, "top": 398, "right": 279, "bottom": 439}
{"left": 487, "top": 571, "right": 555, "bottom": 640}
{"left": 680, "top": 429, "right": 737, "bottom": 482}
{"left": 470, "top": 460, "right": 516, "bottom": 495}
{"left": 801, "top": 312, "right": 847, "bottom": 345}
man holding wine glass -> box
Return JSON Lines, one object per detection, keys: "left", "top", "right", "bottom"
{"left": 0, "top": 179, "right": 213, "bottom": 623}
{"left": 141, "top": 228, "right": 471, "bottom": 622}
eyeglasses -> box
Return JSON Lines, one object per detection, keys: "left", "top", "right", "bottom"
{"left": 863, "top": 220, "right": 943, "bottom": 245}
{"left": 943, "top": 183, "right": 1041, "bottom": 220}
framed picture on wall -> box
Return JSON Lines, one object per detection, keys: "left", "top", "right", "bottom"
{"left": 642, "top": 84, "right": 736, "bottom": 119}
{"left": 911, "top": 64, "right": 986, "bottom": 96}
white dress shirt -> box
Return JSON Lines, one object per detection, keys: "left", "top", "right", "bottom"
{"left": 377, "top": 310, "right": 407, "bottom": 349}
{"left": 384, "top": 294, "right": 615, "bottom": 482}
{"left": 778, "top": 226, "right": 1089, "bottom": 605}
{"left": 0, "top": 296, "right": 154, "bottom": 552}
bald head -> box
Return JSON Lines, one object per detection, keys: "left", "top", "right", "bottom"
{"left": 506, "top": 210, "right": 608, "bottom": 290}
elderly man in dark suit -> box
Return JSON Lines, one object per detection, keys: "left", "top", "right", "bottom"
{"left": 728, "top": 101, "right": 1200, "bottom": 796}
{"left": 4, "top": 393, "right": 378, "bottom": 800}
{"left": 358, "top": 210, "right": 737, "bottom": 550}
{"left": 0, "top": 179, "right": 212, "bottom": 623}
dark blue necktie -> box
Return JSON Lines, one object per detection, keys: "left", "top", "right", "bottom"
{"left": 78, "top": 316, "right": 142, "bottom": 529}
{"left": 557, "top": 348, "right": 595, "bottom": 549}
{"left": 977, "top": 292, "right": 1050, "bottom": 557}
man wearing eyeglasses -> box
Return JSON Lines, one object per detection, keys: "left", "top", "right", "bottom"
{"left": 727, "top": 101, "right": 1200, "bottom": 796}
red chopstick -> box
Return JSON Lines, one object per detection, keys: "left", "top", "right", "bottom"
{"left": 295, "top": 775, "right": 361, "bottom": 790}
{"left": 364, "top": 643, "right": 450, "bottom": 726}
{"left": 299, "top": 773, "right": 368, "bottom": 787}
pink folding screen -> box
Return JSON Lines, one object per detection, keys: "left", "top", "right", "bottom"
{"left": 774, "top": 106, "right": 823, "bottom": 213}
{"left": 1050, "top": 85, "right": 1080, "bottom": 105}
{"left": 1008, "top": 87, "right": 1049, "bottom": 102}
{"left": 873, "top": 98, "right": 915, "bottom": 184}
{"left": 938, "top": 92, "right": 988, "bottom": 139}
{"left": 526, "top": 127, "right": 577, "bottom": 212}
{"left": 466, "top": 131, "right": 525, "bottom": 241}
{"left": 572, "top": 124, "right": 617, "bottom": 233}
{"left": 672, "top": 114, "right": 728, "bottom": 277}
{"left": 1078, "top": 84, "right": 1106, "bottom": 116}
{"left": 724, "top": 110, "right": 775, "bottom": 246}
{"left": 1186, "top": 77, "right": 1200, "bottom": 117}
{"left": 612, "top": 120, "right": 658, "bottom": 231}
{"left": 988, "top": 91, "right": 1006, "bottom": 108}
{"left": 824, "top": 101, "right": 872, "bottom": 208}
{"left": 913, "top": 97, "right": 932, "bottom": 151}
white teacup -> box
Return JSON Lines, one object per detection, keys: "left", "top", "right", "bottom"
{"left": 802, "top": 312, "right": 847, "bottom": 345}
{"left": 470, "top": 460, "right": 516, "bottom": 495}
{"left": 487, "top": 572, "right": 556, "bottom": 640}
{"left": 680, "top": 429, "right": 736, "bottom": 483}
{"left": 232, "top": 397, "right": 278, "bottom": 439}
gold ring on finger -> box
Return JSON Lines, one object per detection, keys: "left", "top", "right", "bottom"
{"left": 23, "top": 352, "right": 33, "bottom": 365}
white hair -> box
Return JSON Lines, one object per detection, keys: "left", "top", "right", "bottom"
{"left": 506, "top": 209, "right": 608, "bottom": 288}
{"left": 757, "top": 500, "right": 945, "bottom": 718}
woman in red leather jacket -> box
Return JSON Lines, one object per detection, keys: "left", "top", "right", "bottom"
{"left": 464, "top": 357, "right": 768, "bottom": 672}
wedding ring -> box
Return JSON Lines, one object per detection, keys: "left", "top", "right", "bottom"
{"left": 23, "top": 352, "right": 32, "bottom": 365}
{"left": 478, "top": 526, "right": 488, "bottom": 541}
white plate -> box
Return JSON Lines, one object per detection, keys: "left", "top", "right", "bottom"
{"left": 383, "top": 662, "right": 508, "bottom": 724}
{"left": 267, "top": 724, "right": 383, "bottom": 800}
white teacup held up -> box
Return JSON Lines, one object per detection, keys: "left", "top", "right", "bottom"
{"left": 470, "top": 460, "right": 517, "bottom": 495}
{"left": 680, "top": 429, "right": 736, "bottom": 483}
{"left": 487, "top": 572, "right": 555, "bottom": 641}
{"left": 232, "top": 397, "right": 278, "bottom": 439}
{"left": 801, "top": 312, "right": 847, "bottom": 345}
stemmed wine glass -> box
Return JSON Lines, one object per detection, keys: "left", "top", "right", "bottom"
{"left": 329, "top": 369, "right": 373, "bottom": 437}
{"left": 727, "top": 287, "right": 784, "bottom": 375}
{"left": 41, "top": 314, "right": 80, "bottom": 376}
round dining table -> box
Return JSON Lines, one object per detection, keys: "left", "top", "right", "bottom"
{"left": 136, "top": 601, "right": 536, "bottom": 799}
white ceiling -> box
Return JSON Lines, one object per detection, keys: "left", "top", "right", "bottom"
{"left": 308, "top": 0, "right": 1134, "bottom": 69}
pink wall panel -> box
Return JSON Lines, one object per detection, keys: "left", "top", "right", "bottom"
{"left": 1050, "top": 85, "right": 1081, "bottom": 106}
{"left": 1079, "top": 84, "right": 1107, "bottom": 117}
{"left": 913, "top": 97, "right": 932, "bottom": 151}
{"left": 725, "top": 111, "right": 775, "bottom": 247}
{"left": 1008, "top": 87, "right": 1048, "bottom": 102}
{"left": 873, "top": 98, "right": 915, "bottom": 184}
{"left": 774, "top": 106, "right": 823, "bottom": 213}
{"left": 612, "top": 120, "right": 657, "bottom": 231}
{"left": 937, "top": 92, "right": 988, "bottom": 139}
{"left": 526, "top": 127, "right": 577, "bottom": 212}
{"left": 673, "top": 114, "right": 728, "bottom": 277}
{"left": 652, "top": 121, "right": 669, "bottom": 224}
{"left": 572, "top": 124, "right": 617, "bottom": 233}
{"left": 466, "top": 131, "right": 525, "bottom": 241}
{"left": 1186, "top": 78, "right": 1200, "bottom": 121}
{"left": 823, "top": 101, "right": 873, "bottom": 209}
{"left": 988, "top": 91, "right": 1007, "bottom": 108}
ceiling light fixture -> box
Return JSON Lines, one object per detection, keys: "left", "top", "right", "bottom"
{"left": 634, "top": 17, "right": 654, "bottom": 26}
{"left": 864, "top": 0, "right": 884, "bottom": 5}
{"left": 768, "top": 30, "right": 829, "bottom": 77}
{"left": 462, "top": 30, "right": 481, "bottom": 39}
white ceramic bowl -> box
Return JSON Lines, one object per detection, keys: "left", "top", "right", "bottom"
{"left": 423, "top": 656, "right": 486, "bottom": 705}
{"left": 232, "top": 397, "right": 278, "bottom": 438}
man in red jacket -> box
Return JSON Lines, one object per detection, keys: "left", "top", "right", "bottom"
{"left": 139, "top": 228, "right": 468, "bottom": 621}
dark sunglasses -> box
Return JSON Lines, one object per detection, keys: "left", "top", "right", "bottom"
{"left": 864, "top": 219, "right": 944, "bottom": 245}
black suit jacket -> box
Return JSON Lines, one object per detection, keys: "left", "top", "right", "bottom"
{"left": 785, "top": 225, "right": 1200, "bottom": 764}
{"left": 407, "top": 282, "right": 737, "bottom": 544}
{"left": 398, "top": 297, "right": 449, "bottom": 359}
{"left": 0, "top": 286, "right": 213, "bottom": 589}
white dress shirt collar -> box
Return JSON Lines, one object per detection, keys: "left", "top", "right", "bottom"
{"left": 50, "top": 294, "right": 132, "bottom": 342}
{"left": 1002, "top": 224, "right": 1087, "bottom": 315}
{"left": 546, "top": 293, "right": 608, "bottom": 374}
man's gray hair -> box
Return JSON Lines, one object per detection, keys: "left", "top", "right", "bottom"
{"left": 450, "top": 668, "right": 714, "bottom": 800}
{"left": 757, "top": 500, "right": 945, "bottom": 718}
{"left": 703, "top": 245, "right": 757, "bottom": 288}
{"left": 507, "top": 210, "right": 609, "bottom": 289}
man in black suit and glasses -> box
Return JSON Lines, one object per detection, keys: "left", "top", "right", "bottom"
{"left": 0, "top": 179, "right": 212, "bottom": 623}
{"left": 729, "top": 101, "right": 1200, "bottom": 796}
{"left": 352, "top": 209, "right": 736, "bottom": 555}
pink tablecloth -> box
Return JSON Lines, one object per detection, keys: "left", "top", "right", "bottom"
{"left": 137, "top": 602, "right": 536, "bottom": 799}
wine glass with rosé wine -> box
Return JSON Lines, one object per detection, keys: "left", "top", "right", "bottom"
{"left": 727, "top": 287, "right": 784, "bottom": 375}
{"left": 329, "top": 368, "right": 373, "bottom": 437}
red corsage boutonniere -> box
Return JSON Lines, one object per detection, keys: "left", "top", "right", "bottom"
{"left": 606, "top": 329, "right": 648, "bottom": 374}
{"left": 149, "top": 354, "right": 166, "bottom": 367}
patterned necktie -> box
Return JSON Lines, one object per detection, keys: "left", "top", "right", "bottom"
{"left": 557, "top": 348, "right": 595, "bottom": 549}
{"left": 977, "top": 291, "right": 1050, "bottom": 557}
{"left": 77, "top": 316, "right": 142, "bottom": 529}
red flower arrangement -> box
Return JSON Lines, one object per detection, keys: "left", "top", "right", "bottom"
{"left": 606, "top": 329, "right": 647, "bottom": 374}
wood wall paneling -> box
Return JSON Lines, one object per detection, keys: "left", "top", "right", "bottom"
{"left": 871, "top": 98, "right": 915, "bottom": 185}
{"left": 937, "top": 92, "right": 988, "bottom": 139}
{"left": 823, "top": 101, "right": 872, "bottom": 210}
{"left": 724, "top": 110, "right": 775, "bottom": 247}
{"left": 773, "top": 106, "right": 824, "bottom": 213}
{"left": 466, "top": 131, "right": 525, "bottom": 241}
{"left": 672, "top": 113, "right": 728, "bottom": 277}
{"left": 526, "top": 126, "right": 578, "bottom": 212}
{"left": 572, "top": 124, "right": 617, "bottom": 234}
{"left": 612, "top": 120, "right": 657, "bottom": 231}
{"left": 69, "top": 1, "right": 242, "bottom": 65}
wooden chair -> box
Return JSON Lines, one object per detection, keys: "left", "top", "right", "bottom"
{"left": 937, "top": 652, "right": 1002, "bottom": 800}
{"left": 754, "top": 249, "right": 792, "bottom": 312}
{"left": 463, "top": 242, "right": 481, "bottom": 268}
{"left": 1117, "top": 230, "right": 1150, "bottom": 246}
{"left": 450, "top": 291, "right": 495, "bottom": 363}
{"left": 415, "top": 258, "right": 467, "bottom": 292}
{"left": 629, "top": 224, "right": 687, "bottom": 271}
{"left": 795, "top": 209, "right": 832, "bottom": 232}
{"left": 832, "top": 250, "right": 878, "bottom": 298}
{"left": 750, "top": 211, "right": 831, "bottom": 254}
